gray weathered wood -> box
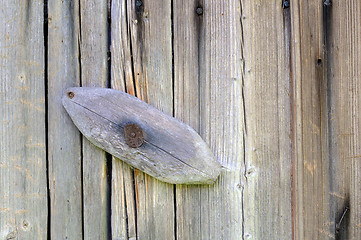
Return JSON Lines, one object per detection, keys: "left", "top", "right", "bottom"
{"left": 48, "top": 0, "right": 82, "bottom": 238}
{"left": 0, "top": 1, "right": 47, "bottom": 239}
{"left": 175, "top": 1, "right": 293, "bottom": 239}
{"left": 175, "top": 1, "right": 246, "bottom": 239}
{"left": 242, "top": 1, "right": 293, "bottom": 238}
{"left": 290, "top": 1, "right": 333, "bottom": 239}
{"left": 63, "top": 87, "right": 221, "bottom": 184}
{"left": 110, "top": 1, "right": 137, "bottom": 239}
{"left": 110, "top": 0, "right": 175, "bottom": 239}
{"left": 3, "top": 0, "right": 361, "bottom": 238}
{"left": 173, "top": 1, "right": 207, "bottom": 239}
{"left": 327, "top": 1, "right": 361, "bottom": 239}
{"left": 79, "top": 0, "right": 110, "bottom": 238}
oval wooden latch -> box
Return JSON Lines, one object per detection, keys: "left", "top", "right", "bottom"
{"left": 62, "top": 87, "right": 221, "bottom": 184}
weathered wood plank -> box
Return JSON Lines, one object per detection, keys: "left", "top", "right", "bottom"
{"left": 327, "top": 1, "right": 361, "bottom": 239}
{"left": 242, "top": 1, "right": 293, "bottom": 239}
{"left": 173, "top": 1, "right": 203, "bottom": 238}
{"left": 290, "top": 1, "right": 333, "bottom": 239}
{"left": 110, "top": 0, "right": 137, "bottom": 238}
{"left": 0, "top": 1, "right": 47, "bottom": 239}
{"left": 111, "top": 0, "right": 174, "bottom": 238}
{"left": 198, "top": 2, "right": 245, "bottom": 238}
{"left": 174, "top": 1, "right": 293, "bottom": 239}
{"left": 175, "top": 0, "right": 293, "bottom": 238}
{"left": 48, "top": 0, "right": 82, "bottom": 238}
{"left": 175, "top": 1, "right": 245, "bottom": 239}
{"left": 79, "top": 0, "right": 110, "bottom": 238}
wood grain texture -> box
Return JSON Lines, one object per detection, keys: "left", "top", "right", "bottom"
{"left": 242, "top": 1, "right": 293, "bottom": 239}
{"left": 48, "top": 0, "right": 82, "bottom": 238}
{"left": 0, "top": 1, "right": 47, "bottom": 239}
{"left": 110, "top": 0, "right": 174, "bottom": 239}
{"left": 290, "top": 1, "right": 333, "bottom": 239}
{"left": 62, "top": 87, "right": 221, "bottom": 184}
{"left": 174, "top": 1, "right": 293, "bottom": 239}
{"left": 327, "top": 1, "right": 361, "bottom": 239}
{"left": 79, "top": 0, "right": 110, "bottom": 238}
{"left": 173, "top": 1, "right": 203, "bottom": 238}
{"left": 110, "top": 1, "right": 137, "bottom": 238}
{"left": 175, "top": 1, "right": 245, "bottom": 239}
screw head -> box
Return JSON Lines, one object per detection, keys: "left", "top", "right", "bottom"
{"left": 124, "top": 123, "right": 144, "bottom": 148}
{"left": 196, "top": 7, "right": 203, "bottom": 15}
{"left": 282, "top": 0, "right": 290, "bottom": 9}
{"left": 323, "top": 0, "right": 332, "bottom": 6}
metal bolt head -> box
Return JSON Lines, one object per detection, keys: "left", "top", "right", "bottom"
{"left": 196, "top": 7, "right": 203, "bottom": 16}
{"left": 323, "top": 0, "right": 332, "bottom": 6}
{"left": 124, "top": 123, "right": 144, "bottom": 148}
{"left": 282, "top": 0, "right": 290, "bottom": 9}
{"left": 136, "top": 0, "right": 142, "bottom": 8}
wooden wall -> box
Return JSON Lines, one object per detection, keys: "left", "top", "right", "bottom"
{"left": 0, "top": 0, "right": 360, "bottom": 239}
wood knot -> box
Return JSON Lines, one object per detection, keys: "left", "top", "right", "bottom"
{"left": 124, "top": 123, "right": 144, "bottom": 148}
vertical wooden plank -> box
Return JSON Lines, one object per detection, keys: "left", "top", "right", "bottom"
{"left": 0, "top": 1, "right": 47, "bottom": 239}
{"left": 79, "top": 0, "right": 110, "bottom": 239}
{"left": 175, "top": 1, "right": 245, "bottom": 239}
{"left": 199, "top": 2, "right": 244, "bottom": 238}
{"left": 48, "top": 0, "right": 82, "bottom": 238}
{"left": 327, "top": 1, "right": 361, "bottom": 239}
{"left": 173, "top": 1, "right": 202, "bottom": 239}
{"left": 174, "top": 0, "right": 292, "bottom": 239}
{"left": 290, "top": 1, "right": 333, "bottom": 239}
{"left": 242, "top": 1, "right": 293, "bottom": 239}
{"left": 111, "top": 0, "right": 174, "bottom": 239}
{"left": 111, "top": 1, "right": 137, "bottom": 239}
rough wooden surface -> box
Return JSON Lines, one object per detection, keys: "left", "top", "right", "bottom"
{"left": 48, "top": 0, "right": 82, "bottom": 238}
{"left": 174, "top": 1, "right": 245, "bottom": 239}
{"left": 0, "top": 1, "right": 47, "bottom": 239}
{"left": 79, "top": 0, "right": 110, "bottom": 238}
{"left": 242, "top": 1, "right": 293, "bottom": 238}
{"left": 110, "top": 1, "right": 137, "bottom": 238}
{"left": 2, "top": 0, "right": 361, "bottom": 239}
{"left": 327, "top": 1, "right": 361, "bottom": 239}
{"left": 62, "top": 87, "right": 221, "bottom": 184}
{"left": 290, "top": 1, "right": 333, "bottom": 239}
{"left": 173, "top": 1, "right": 203, "bottom": 238}
{"left": 110, "top": 0, "right": 174, "bottom": 239}
{"left": 174, "top": 1, "right": 293, "bottom": 239}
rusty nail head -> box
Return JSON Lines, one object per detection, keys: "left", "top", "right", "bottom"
{"left": 124, "top": 123, "right": 144, "bottom": 148}
{"left": 68, "top": 92, "right": 75, "bottom": 99}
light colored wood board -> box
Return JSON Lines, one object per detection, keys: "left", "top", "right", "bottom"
{"left": 175, "top": 1, "right": 245, "bottom": 239}
{"left": 290, "top": 1, "right": 333, "bottom": 239}
{"left": 0, "top": 1, "right": 47, "bottom": 239}
{"left": 173, "top": 0, "right": 202, "bottom": 239}
{"left": 241, "top": 1, "right": 293, "bottom": 239}
{"left": 327, "top": 1, "right": 361, "bottom": 238}
{"left": 47, "top": 0, "right": 82, "bottom": 238}
{"left": 62, "top": 87, "right": 220, "bottom": 184}
{"left": 110, "top": 0, "right": 135, "bottom": 95}
{"left": 79, "top": 0, "right": 110, "bottom": 239}
{"left": 111, "top": 0, "right": 174, "bottom": 238}
{"left": 110, "top": 0, "right": 137, "bottom": 238}
{"left": 111, "top": 161, "right": 137, "bottom": 240}
{"left": 173, "top": 0, "right": 200, "bottom": 131}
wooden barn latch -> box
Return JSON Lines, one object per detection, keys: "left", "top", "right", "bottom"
{"left": 62, "top": 87, "right": 221, "bottom": 184}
